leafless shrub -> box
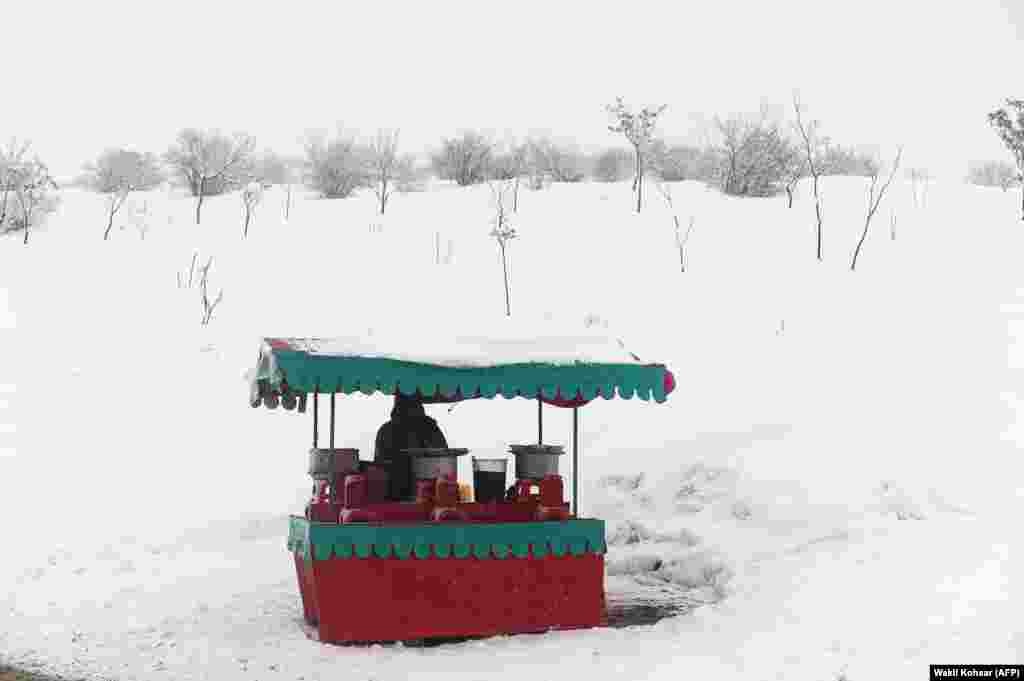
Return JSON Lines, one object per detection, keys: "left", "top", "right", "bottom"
{"left": 528, "top": 138, "right": 588, "bottom": 183}
{"left": 593, "top": 147, "right": 633, "bottom": 182}
{"left": 432, "top": 131, "right": 492, "bottom": 186}
{"left": 713, "top": 115, "right": 795, "bottom": 197}
{"left": 0, "top": 140, "right": 30, "bottom": 233}
{"left": 851, "top": 147, "right": 903, "bottom": 271}
{"left": 0, "top": 142, "right": 59, "bottom": 245}
{"left": 165, "top": 129, "right": 256, "bottom": 224}
{"left": 818, "top": 145, "right": 879, "bottom": 176}
{"left": 523, "top": 141, "right": 550, "bottom": 191}
{"left": 967, "top": 159, "right": 1020, "bottom": 192}
{"left": 303, "top": 129, "right": 368, "bottom": 199}
{"left": 648, "top": 141, "right": 718, "bottom": 184}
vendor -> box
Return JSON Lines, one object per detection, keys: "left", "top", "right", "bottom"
{"left": 374, "top": 392, "right": 449, "bottom": 500}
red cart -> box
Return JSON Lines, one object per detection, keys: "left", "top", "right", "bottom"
{"left": 250, "top": 332, "right": 675, "bottom": 643}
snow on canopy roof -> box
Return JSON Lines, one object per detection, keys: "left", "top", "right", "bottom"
{"left": 248, "top": 313, "right": 676, "bottom": 408}
{"left": 279, "top": 329, "right": 641, "bottom": 367}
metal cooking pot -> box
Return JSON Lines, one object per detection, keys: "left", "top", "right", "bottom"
{"left": 401, "top": 447, "right": 469, "bottom": 482}
{"left": 509, "top": 444, "right": 564, "bottom": 479}
{"left": 308, "top": 448, "right": 360, "bottom": 480}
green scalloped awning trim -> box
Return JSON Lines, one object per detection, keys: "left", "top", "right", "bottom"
{"left": 288, "top": 515, "right": 310, "bottom": 559}
{"left": 287, "top": 516, "right": 606, "bottom": 560}
{"left": 257, "top": 347, "right": 670, "bottom": 405}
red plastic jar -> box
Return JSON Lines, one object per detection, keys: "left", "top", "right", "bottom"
{"left": 415, "top": 479, "right": 436, "bottom": 505}
{"left": 343, "top": 474, "right": 368, "bottom": 509}
{"left": 434, "top": 478, "right": 460, "bottom": 507}
{"left": 539, "top": 474, "right": 564, "bottom": 506}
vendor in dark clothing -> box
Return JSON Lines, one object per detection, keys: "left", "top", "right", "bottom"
{"left": 373, "top": 392, "right": 448, "bottom": 500}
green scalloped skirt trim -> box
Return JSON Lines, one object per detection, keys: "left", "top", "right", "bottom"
{"left": 287, "top": 516, "right": 606, "bottom": 560}
{"left": 259, "top": 351, "right": 669, "bottom": 403}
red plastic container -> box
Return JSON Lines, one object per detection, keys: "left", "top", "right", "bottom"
{"left": 514, "top": 479, "right": 541, "bottom": 501}
{"left": 363, "top": 465, "right": 389, "bottom": 503}
{"left": 415, "top": 479, "right": 436, "bottom": 505}
{"left": 434, "top": 478, "right": 460, "bottom": 507}
{"left": 307, "top": 481, "right": 336, "bottom": 523}
{"left": 343, "top": 474, "right": 368, "bottom": 509}
{"left": 539, "top": 475, "right": 564, "bottom": 506}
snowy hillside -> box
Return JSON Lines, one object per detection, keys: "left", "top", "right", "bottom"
{"left": 2, "top": 177, "right": 1023, "bottom": 680}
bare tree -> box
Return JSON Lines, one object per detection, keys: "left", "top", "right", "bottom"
{"left": 241, "top": 182, "right": 263, "bottom": 238}
{"left": 0, "top": 139, "right": 31, "bottom": 232}
{"left": 1, "top": 149, "right": 59, "bottom": 245}
{"left": 366, "top": 129, "right": 401, "bottom": 215}
{"left": 165, "top": 129, "right": 256, "bottom": 225}
{"left": 987, "top": 99, "right": 1024, "bottom": 220}
{"left": 851, "top": 147, "right": 903, "bottom": 271}
{"left": 488, "top": 180, "right": 517, "bottom": 316}
{"left": 607, "top": 97, "right": 667, "bottom": 213}
{"left": 654, "top": 179, "right": 694, "bottom": 273}
{"left": 793, "top": 93, "right": 826, "bottom": 260}
{"left": 83, "top": 149, "right": 163, "bottom": 240}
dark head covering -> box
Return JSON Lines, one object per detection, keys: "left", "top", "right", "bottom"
{"left": 374, "top": 392, "right": 449, "bottom": 500}
{"left": 391, "top": 392, "right": 427, "bottom": 420}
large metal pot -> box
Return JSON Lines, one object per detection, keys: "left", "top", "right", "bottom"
{"left": 401, "top": 448, "right": 469, "bottom": 483}
{"left": 509, "top": 444, "right": 564, "bottom": 479}
{"left": 308, "top": 448, "right": 360, "bottom": 480}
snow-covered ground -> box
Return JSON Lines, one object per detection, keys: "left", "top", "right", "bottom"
{"left": 2, "top": 177, "right": 1023, "bottom": 680}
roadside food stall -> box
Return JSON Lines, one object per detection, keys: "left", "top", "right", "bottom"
{"left": 248, "top": 326, "right": 675, "bottom": 643}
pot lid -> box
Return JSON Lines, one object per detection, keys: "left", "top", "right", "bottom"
{"left": 509, "top": 444, "right": 565, "bottom": 455}
{"left": 399, "top": 447, "right": 470, "bottom": 457}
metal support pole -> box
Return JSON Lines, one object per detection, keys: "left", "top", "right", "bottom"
{"left": 329, "top": 392, "right": 336, "bottom": 449}
{"left": 537, "top": 396, "right": 543, "bottom": 445}
{"left": 313, "top": 388, "right": 319, "bottom": 448}
{"left": 572, "top": 406, "right": 579, "bottom": 516}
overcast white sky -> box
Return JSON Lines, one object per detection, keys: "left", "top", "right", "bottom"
{"left": 5, "top": 0, "right": 1021, "bottom": 180}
